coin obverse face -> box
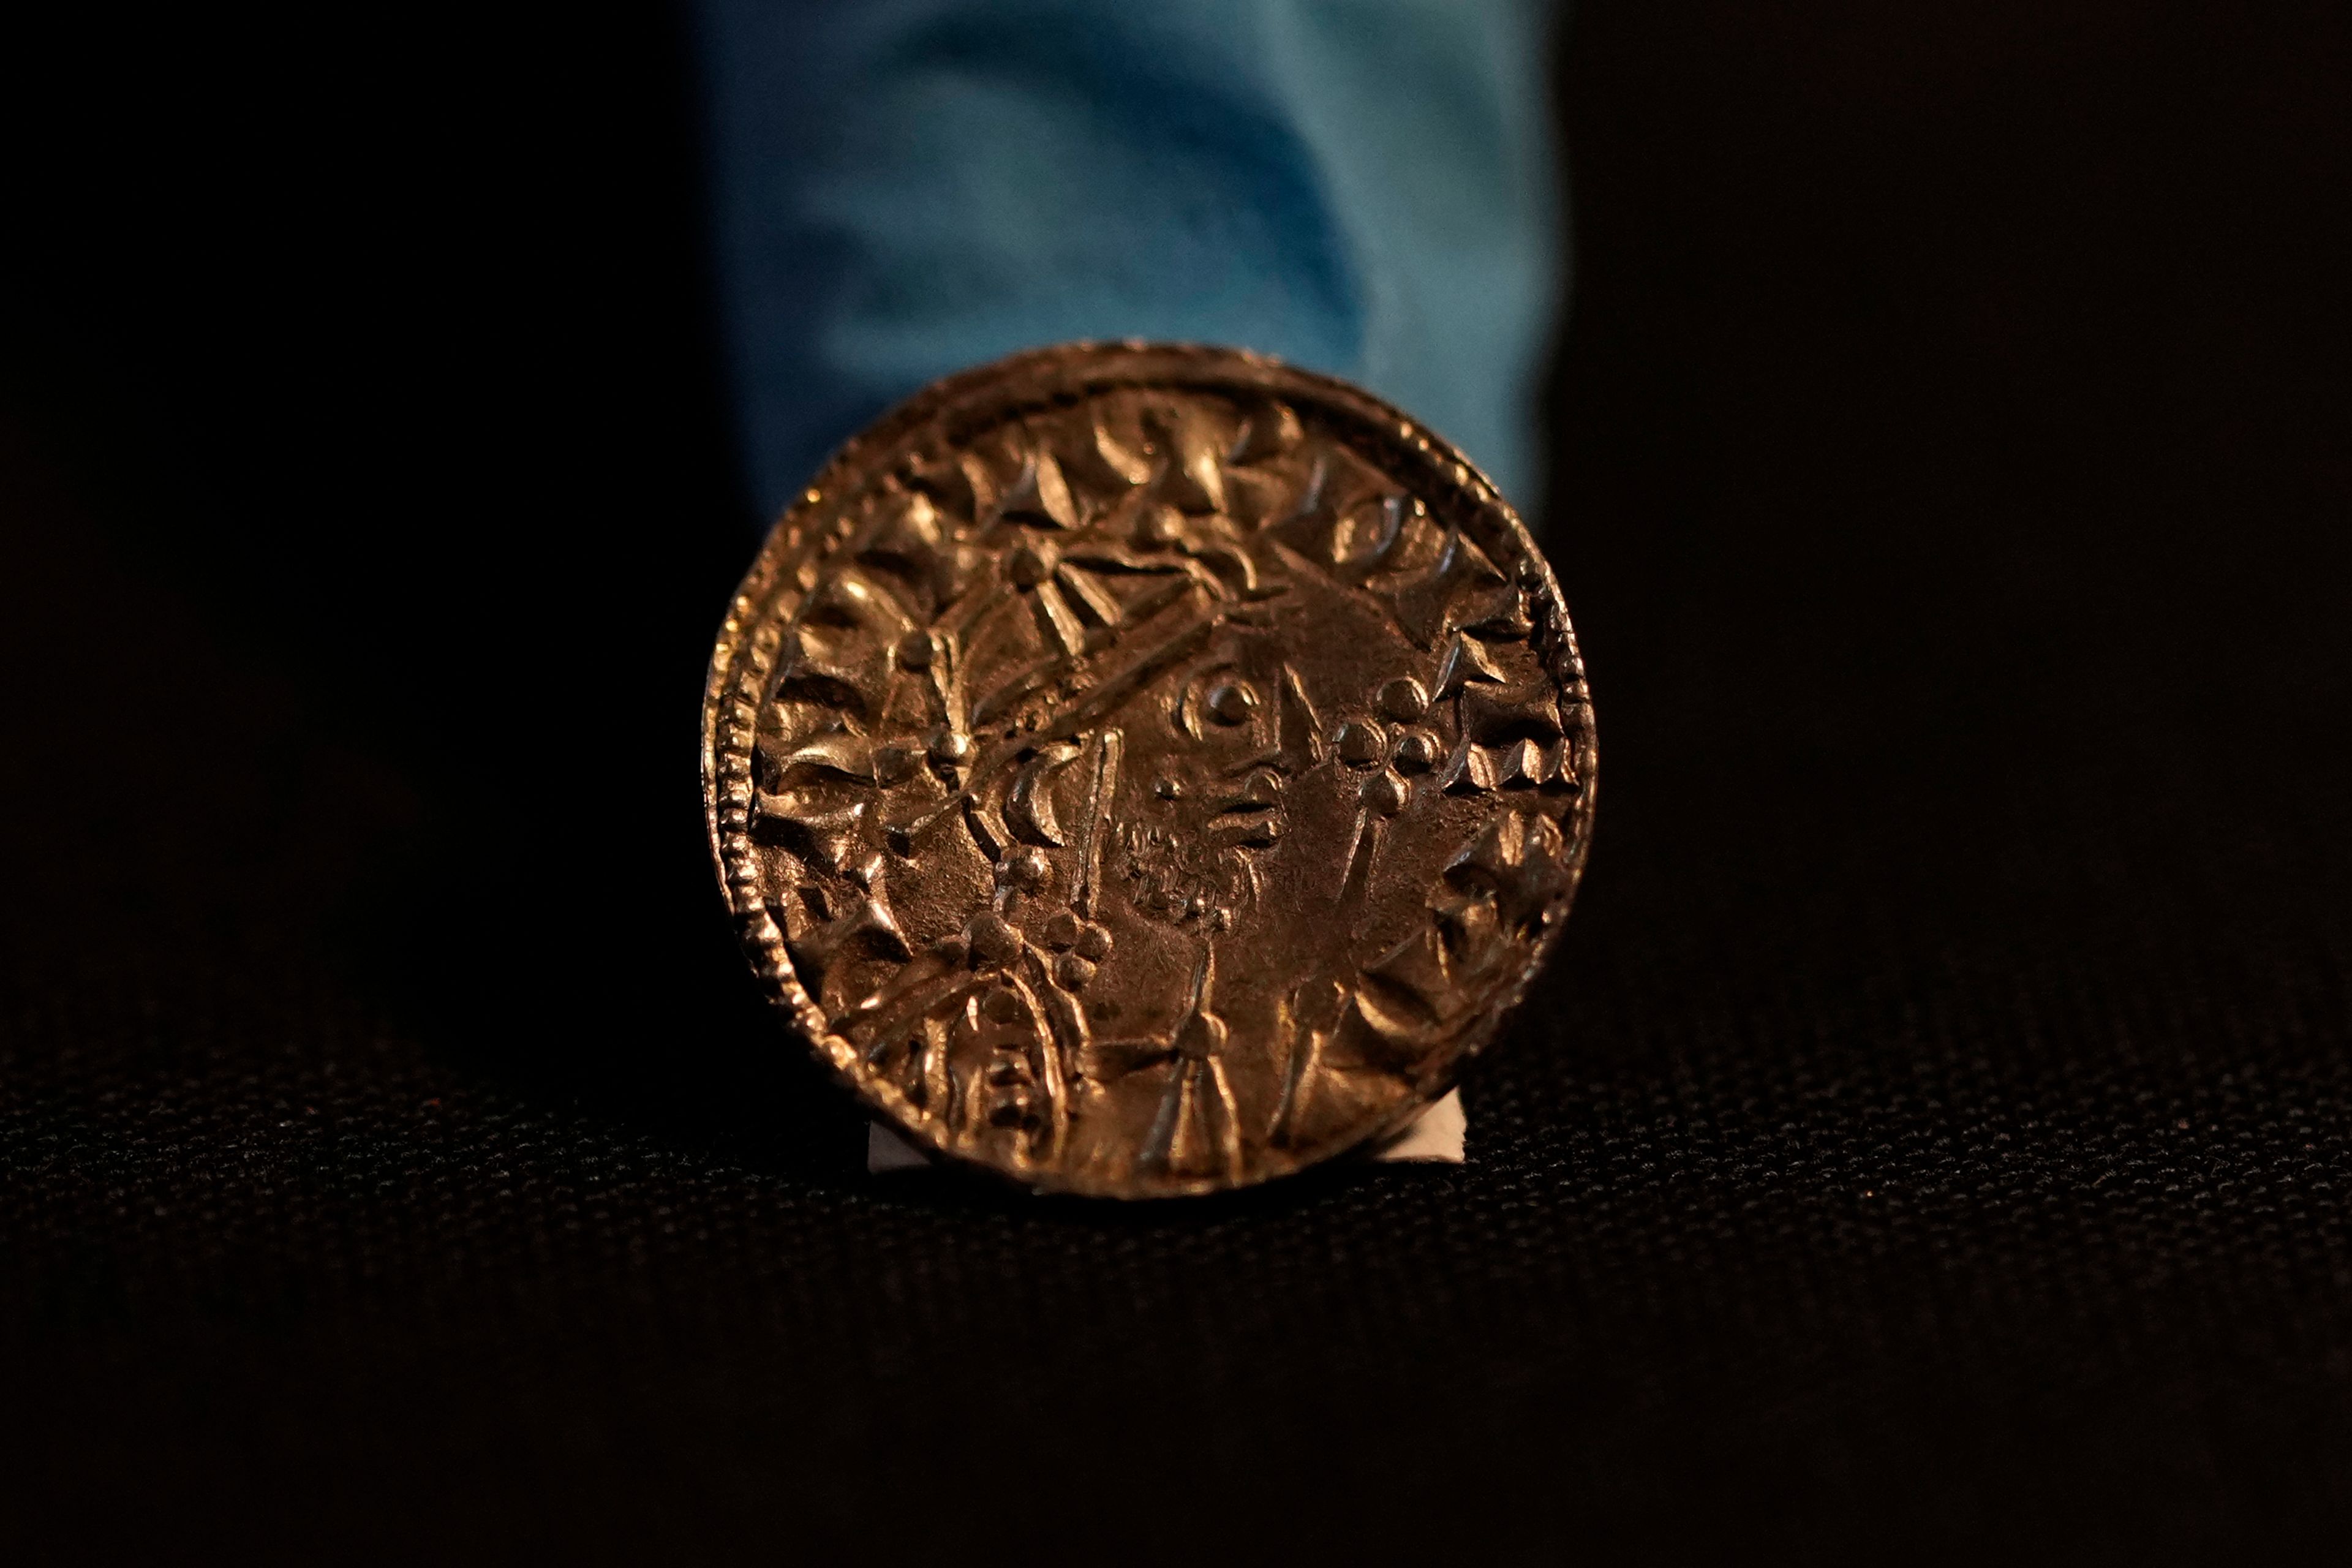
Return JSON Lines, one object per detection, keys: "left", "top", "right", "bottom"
{"left": 703, "top": 344, "right": 1596, "bottom": 1196}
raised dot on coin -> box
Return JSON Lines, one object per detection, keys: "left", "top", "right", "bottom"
{"left": 1392, "top": 729, "right": 1441, "bottom": 772}
{"left": 1361, "top": 768, "right": 1409, "bottom": 816}
{"left": 1378, "top": 677, "right": 1428, "bottom": 722}
{"left": 967, "top": 912, "right": 1021, "bottom": 967}
{"left": 1043, "top": 911, "right": 1082, "bottom": 951}
{"left": 1075, "top": 922, "right": 1113, "bottom": 961}
{"left": 933, "top": 933, "right": 970, "bottom": 967}
{"left": 896, "top": 630, "right": 934, "bottom": 670}
{"left": 1206, "top": 680, "right": 1257, "bottom": 726}
{"left": 872, "top": 745, "right": 918, "bottom": 785}
{"left": 1005, "top": 847, "right": 1052, "bottom": 892}
{"left": 1154, "top": 775, "right": 1185, "bottom": 801}
{"left": 1335, "top": 719, "right": 1386, "bottom": 767}
{"left": 928, "top": 727, "right": 974, "bottom": 765}
{"left": 1052, "top": 954, "right": 1096, "bottom": 992}
{"left": 982, "top": 988, "right": 1025, "bottom": 1023}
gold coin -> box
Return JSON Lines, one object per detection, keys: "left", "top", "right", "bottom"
{"left": 702, "top": 343, "right": 1595, "bottom": 1196}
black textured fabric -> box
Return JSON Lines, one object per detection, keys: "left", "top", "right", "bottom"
{"left": 6, "top": 5, "right": 2350, "bottom": 1563}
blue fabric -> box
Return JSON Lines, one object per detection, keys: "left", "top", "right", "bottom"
{"left": 696, "top": 0, "right": 1563, "bottom": 522}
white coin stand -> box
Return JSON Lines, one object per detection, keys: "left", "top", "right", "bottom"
{"left": 866, "top": 1087, "right": 1466, "bottom": 1174}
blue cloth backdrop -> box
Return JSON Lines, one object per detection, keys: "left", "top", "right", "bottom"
{"left": 697, "top": 0, "right": 1561, "bottom": 522}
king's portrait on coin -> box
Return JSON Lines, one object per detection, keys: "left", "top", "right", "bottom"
{"left": 703, "top": 344, "right": 1595, "bottom": 1196}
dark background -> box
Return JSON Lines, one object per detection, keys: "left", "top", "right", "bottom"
{"left": 5, "top": 3, "right": 2349, "bottom": 1561}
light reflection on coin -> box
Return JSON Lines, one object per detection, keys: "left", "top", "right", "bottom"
{"left": 702, "top": 344, "right": 1595, "bottom": 1197}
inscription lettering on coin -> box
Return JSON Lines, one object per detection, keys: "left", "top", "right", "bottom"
{"left": 703, "top": 344, "right": 1595, "bottom": 1196}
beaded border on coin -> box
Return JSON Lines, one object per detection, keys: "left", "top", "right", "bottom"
{"left": 703, "top": 342, "right": 1595, "bottom": 1197}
